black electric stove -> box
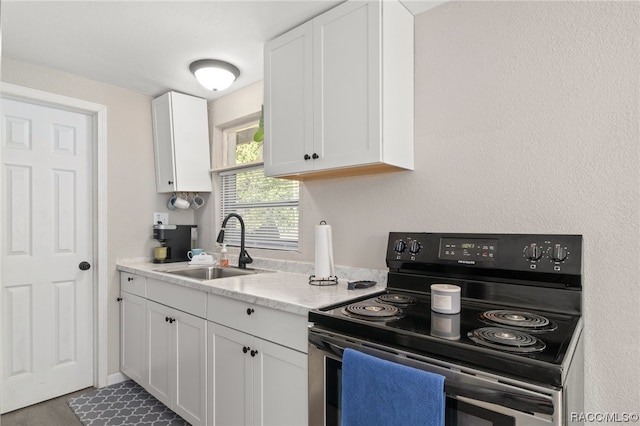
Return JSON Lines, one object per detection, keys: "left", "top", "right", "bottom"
{"left": 309, "top": 232, "right": 583, "bottom": 387}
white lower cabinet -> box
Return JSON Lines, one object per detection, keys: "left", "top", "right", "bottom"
{"left": 207, "top": 294, "right": 309, "bottom": 426}
{"left": 120, "top": 291, "right": 147, "bottom": 386}
{"left": 208, "top": 323, "right": 308, "bottom": 426}
{"left": 120, "top": 271, "right": 310, "bottom": 426}
{"left": 209, "top": 323, "right": 252, "bottom": 425}
{"left": 120, "top": 273, "right": 208, "bottom": 425}
{"left": 146, "top": 300, "right": 207, "bottom": 426}
{"left": 255, "top": 336, "right": 308, "bottom": 425}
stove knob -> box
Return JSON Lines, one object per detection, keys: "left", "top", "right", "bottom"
{"left": 550, "top": 244, "right": 567, "bottom": 262}
{"left": 525, "top": 243, "right": 542, "bottom": 261}
{"left": 394, "top": 240, "right": 407, "bottom": 253}
{"left": 409, "top": 240, "right": 422, "bottom": 255}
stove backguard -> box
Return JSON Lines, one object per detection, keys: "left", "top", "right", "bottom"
{"left": 387, "top": 233, "right": 582, "bottom": 281}
{"left": 386, "top": 232, "right": 582, "bottom": 314}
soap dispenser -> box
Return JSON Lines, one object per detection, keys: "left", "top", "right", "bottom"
{"left": 219, "top": 243, "right": 229, "bottom": 267}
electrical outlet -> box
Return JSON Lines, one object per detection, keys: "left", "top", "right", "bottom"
{"left": 153, "top": 212, "right": 169, "bottom": 225}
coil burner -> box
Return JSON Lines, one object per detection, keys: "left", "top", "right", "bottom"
{"left": 480, "top": 310, "right": 557, "bottom": 332}
{"left": 468, "top": 327, "right": 546, "bottom": 353}
{"left": 342, "top": 302, "right": 402, "bottom": 321}
{"left": 375, "top": 293, "right": 417, "bottom": 307}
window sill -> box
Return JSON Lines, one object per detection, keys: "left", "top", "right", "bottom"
{"left": 210, "top": 161, "right": 264, "bottom": 174}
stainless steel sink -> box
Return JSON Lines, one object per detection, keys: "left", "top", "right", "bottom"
{"left": 161, "top": 266, "right": 268, "bottom": 280}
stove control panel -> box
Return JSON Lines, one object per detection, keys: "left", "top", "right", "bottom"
{"left": 387, "top": 232, "right": 582, "bottom": 278}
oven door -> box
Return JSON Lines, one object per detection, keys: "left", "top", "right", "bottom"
{"left": 309, "top": 327, "right": 561, "bottom": 426}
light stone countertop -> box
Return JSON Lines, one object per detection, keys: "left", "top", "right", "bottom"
{"left": 116, "top": 260, "right": 387, "bottom": 317}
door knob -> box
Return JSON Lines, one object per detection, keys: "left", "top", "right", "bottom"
{"left": 79, "top": 261, "right": 91, "bottom": 271}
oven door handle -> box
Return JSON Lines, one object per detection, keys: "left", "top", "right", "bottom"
{"left": 444, "top": 382, "right": 553, "bottom": 415}
{"left": 309, "top": 329, "right": 554, "bottom": 417}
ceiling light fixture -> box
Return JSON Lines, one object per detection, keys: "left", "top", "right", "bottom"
{"left": 189, "top": 59, "right": 240, "bottom": 92}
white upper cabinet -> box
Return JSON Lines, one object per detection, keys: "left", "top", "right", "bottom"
{"left": 152, "top": 91, "right": 212, "bottom": 192}
{"left": 264, "top": 21, "right": 314, "bottom": 177}
{"left": 264, "top": 0, "right": 414, "bottom": 179}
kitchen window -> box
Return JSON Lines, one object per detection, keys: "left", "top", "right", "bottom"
{"left": 219, "top": 121, "right": 299, "bottom": 251}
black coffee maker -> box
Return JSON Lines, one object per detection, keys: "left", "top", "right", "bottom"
{"left": 153, "top": 224, "right": 197, "bottom": 263}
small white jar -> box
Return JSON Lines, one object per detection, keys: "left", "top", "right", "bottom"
{"left": 431, "top": 284, "right": 461, "bottom": 314}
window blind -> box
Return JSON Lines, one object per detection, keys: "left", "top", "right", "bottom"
{"left": 219, "top": 165, "right": 299, "bottom": 251}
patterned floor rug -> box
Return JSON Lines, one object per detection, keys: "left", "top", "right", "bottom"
{"left": 67, "top": 380, "right": 190, "bottom": 426}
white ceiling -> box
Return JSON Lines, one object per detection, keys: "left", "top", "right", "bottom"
{"left": 2, "top": 1, "right": 445, "bottom": 101}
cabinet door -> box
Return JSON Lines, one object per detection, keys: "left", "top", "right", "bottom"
{"left": 174, "top": 310, "right": 207, "bottom": 426}
{"left": 210, "top": 323, "right": 253, "bottom": 426}
{"left": 152, "top": 94, "right": 177, "bottom": 193}
{"left": 146, "top": 300, "right": 173, "bottom": 406}
{"left": 120, "top": 292, "right": 147, "bottom": 386}
{"left": 253, "top": 338, "right": 308, "bottom": 426}
{"left": 313, "top": 1, "right": 382, "bottom": 170}
{"left": 170, "top": 93, "right": 212, "bottom": 192}
{"left": 264, "top": 21, "right": 314, "bottom": 177}
{"left": 152, "top": 92, "right": 212, "bottom": 193}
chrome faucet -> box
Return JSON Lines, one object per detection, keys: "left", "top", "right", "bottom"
{"left": 216, "top": 213, "right": 253, "bottom": 269}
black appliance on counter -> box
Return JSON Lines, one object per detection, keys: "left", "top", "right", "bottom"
{"left": 308, "top": 232, "right": 584, "bottom": 426}
{"left": 152, "top": 224, "right": 197, "bottom": 263}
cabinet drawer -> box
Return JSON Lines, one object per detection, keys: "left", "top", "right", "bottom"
{"left": 120, "top": 272, "right": 146, "bottom": 297}
{"left": 146, "top": 278, "right": 207, "bottom": 319}
{"left": 207, "top": 294, "right": 308, "bottom": 353}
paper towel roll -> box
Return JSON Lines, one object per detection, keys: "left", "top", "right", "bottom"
{"left": 314, "top": 222, "right": 335, "bottom": 279}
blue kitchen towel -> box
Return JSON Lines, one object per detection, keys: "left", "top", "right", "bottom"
{"left": 341, "top": 348, "right": 445, "bottom": 426}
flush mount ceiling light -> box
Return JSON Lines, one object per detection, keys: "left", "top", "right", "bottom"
{"left": 189, "top": 59, "right": 240, "bottom": 92}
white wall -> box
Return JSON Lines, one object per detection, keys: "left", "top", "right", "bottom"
{"left": 418, "top": 2, "right": 639, "bottom": 413}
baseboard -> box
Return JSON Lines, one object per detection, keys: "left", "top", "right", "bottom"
{"left": 106, "top": 372, "right": 130, "bottom": 386}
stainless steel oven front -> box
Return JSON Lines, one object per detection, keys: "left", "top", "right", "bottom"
{"left": 309, "top": 327, "right": 574, "bottom": 426}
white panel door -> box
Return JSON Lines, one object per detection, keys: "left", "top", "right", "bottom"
{"left": 1, "top": 98, "right": 94, "bottom": 413}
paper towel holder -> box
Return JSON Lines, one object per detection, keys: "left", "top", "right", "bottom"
{"left": 310, "top": 220, "right": 338, "bottom": 286}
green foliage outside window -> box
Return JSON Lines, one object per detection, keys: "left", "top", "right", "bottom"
{"left": 236, "top": 139, "right": 262, "bottom": 164}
